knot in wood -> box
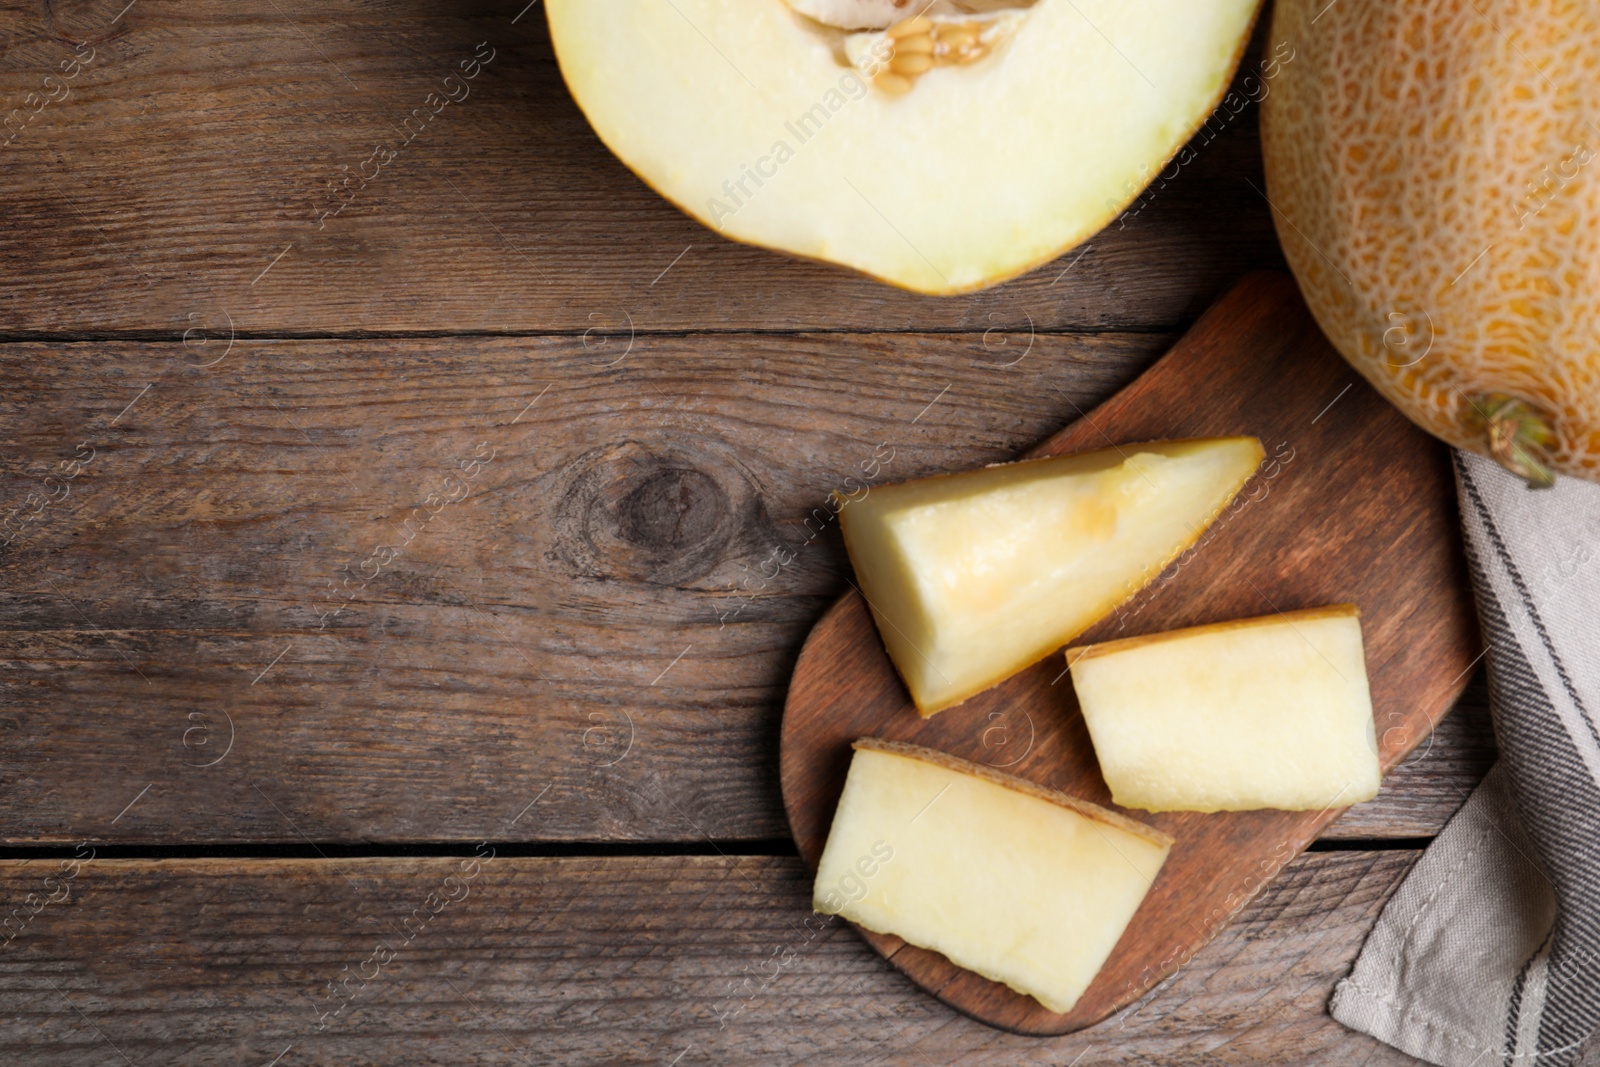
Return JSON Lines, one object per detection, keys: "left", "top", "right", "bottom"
{"left": 553, "top": 440, "right": 767, "bottom": 586}
{"left": 616, "top": 467, "right": 724, "bottom": 557}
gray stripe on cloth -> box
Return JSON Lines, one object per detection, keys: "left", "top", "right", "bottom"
{"left": 1460, "top": 457, "right": 1600, "bottom": 1063}
{"left": 1332, "top": 451, "right": 1600, "bottom": 1065}
{"left": 1330, "top": 762, "right": 1556, "bottom": 1065}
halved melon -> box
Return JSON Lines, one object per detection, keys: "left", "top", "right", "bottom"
{"left": 546, "top": 0, "right": 1262, "bottom": 294}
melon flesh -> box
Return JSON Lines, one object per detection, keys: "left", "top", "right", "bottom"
{"left": 840, "top": 437, "right": 1264, "bottom": 714}
{"left": 788, "top": 0, "right": 1029, "bottom": 31}
{"left": 814, "top": 739, "right": 1172, "bottom": 1014}
{"left": 546, "top": 0, "right": 1262, "bottom": 293}
{"left": 1068, "top": 605, "right": 1381, "bottom": 813}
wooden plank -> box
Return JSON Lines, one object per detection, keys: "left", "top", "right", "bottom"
{"left": 0, "top": 331, "right": 1491, "bottom": 845}
{"left": 0, "top": 0, "right": 1284, "bottom": 335}
{"left": 781, "top": 274, "right": 1478, "bottom": 1034}
{"left": 0, "top": 851, "right": 1438, "bottom": 1065}
{"left": 0, "top": 329, "right": 1157, "bottom": 846}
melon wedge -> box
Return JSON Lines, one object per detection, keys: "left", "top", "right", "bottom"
{"left": 545, "top": 0, "right": 1263, "bottom": 294}
{"left": 1068, "top": 605, "right": 1381, "bottom": 812}
{"left": 840, "top": 437, "right": 1264, "bottom": 715}
{"left": 814, "top": 738, "right": 1172, "bottom": 1014}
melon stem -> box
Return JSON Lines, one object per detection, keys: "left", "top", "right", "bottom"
{"left": 1471, "top": 393, "right": 1557, "bottom": 489}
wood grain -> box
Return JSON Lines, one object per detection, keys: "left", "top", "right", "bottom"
{"left": 0, "top": 324, "right": 1491, "bottom": 853}
{"left": 0, "top": 851, "right": 1446, "bottom": 1066}
{"left": 0, "top": 326, "right": 1490, "bottom": 847}
{"left": 0, "top": 328, "right": 1154, "bottom": 846}
{"left": 0, "top": 0, "right": 1284, "bottom": 335}
{"left": 781, "top": 274, "right": 1479, "bottom": 1034}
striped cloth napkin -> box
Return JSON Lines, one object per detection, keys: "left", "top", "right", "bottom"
{"left": 1332, "top": 450, "right": 1600, "bottom": 1066}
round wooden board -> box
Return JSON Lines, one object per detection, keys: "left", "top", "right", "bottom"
{"left": 779, "top": 273, "right": 1479, "bottom": 1036}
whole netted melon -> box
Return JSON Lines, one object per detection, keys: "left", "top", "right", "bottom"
{"left": 1263, "top": 0, "right": 1600, "bottom": 486}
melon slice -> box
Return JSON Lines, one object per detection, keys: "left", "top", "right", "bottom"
{"left": 1068, "top": 605, "right": 1381, "bottom": 812}
{"left": 814, "top": 739, "right": 1172, "bottom": 1014}
{"left": 839, "top": 437, "right": 1264, "bottom": 715}
{"left": 546, "top": 0, "right": 1263, "bottom": 294}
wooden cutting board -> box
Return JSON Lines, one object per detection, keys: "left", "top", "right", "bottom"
{"left": 779, "top": 272, "right": 1479, "bottom": 1036}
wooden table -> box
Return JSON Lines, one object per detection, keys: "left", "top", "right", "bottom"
{"left": 0, "top": 2, "right": 1509, "bottom": 1063}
